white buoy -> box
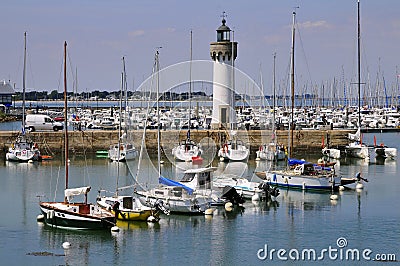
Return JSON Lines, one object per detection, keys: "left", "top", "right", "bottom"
{"left": 356, "top": 182, "right": 364, "bottom": 189}
{"left": 224, "top": 202, "right": 233, "bottom": 212}
{"left": 36, "top": 214, "right": 44, "bottom": 222}
{"left": 62, "top": 242, "right": 71, "bottom": 249}
{"left": 251, "top": 193, "right": 260, "bottom": 202}
{"left": 339, "top": 186, "right": 345, "bottom": 191}
{"left": 204, "top": 208, "right": 214, "bottom": 216}
{"left": 28, "top": 159, "right": 34, "bottom": 163}
{"left": 111, "top": 226, "right": 120, "bottom": 232}
{"left": 219, "top": 157, "right": 224, "bottom": 162}
{"left": 160, "top": 160, "right": 164, "bottom": 164}
{"left": 255, "top": 157, "right": 260, "bottom": 161}
{"left": 330, "top": 194, "right": 339, "bottom": 200}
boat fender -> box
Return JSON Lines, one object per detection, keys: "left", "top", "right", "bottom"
{"left": 283, "top": 177, "right": 288, "bottom": 184}
{"left": 273, "top": 174, "right": 277, "bottom": 182}
{"left": 266, "top": 176, "right": 271, "bottom": 182}
{"left": 302, "top": 182, "right": 306, "bottom": 190}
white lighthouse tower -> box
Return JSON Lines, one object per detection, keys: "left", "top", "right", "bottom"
{"left": 210, "top": 15, "right": 237, "bottom": 129}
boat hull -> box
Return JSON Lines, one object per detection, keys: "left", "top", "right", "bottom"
{"left": 136, "top": 191, "right": 209, "bottom": 214}
{"left": 172, "top": 146, "right": 202, "bottom": 162}
{"left": 96, "top": 196, "right": 158, "bottom": 221}
{"left": 39, "top": 202, "right": 115, "bottom": 230}
{"left": 265, "top": 172, "right": 341, "bottom": 191}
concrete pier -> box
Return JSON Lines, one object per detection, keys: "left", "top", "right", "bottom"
{"left": 0, "top": 129, "right": 355, "bottom": 157}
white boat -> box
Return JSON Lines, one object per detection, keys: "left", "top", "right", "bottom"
{"left": 345, "top": 141, "right": 369, "bottom": 159}
{"left": 171, "top": 32, "right": 203, "bottom": 162}
{"left": 177, "top": 167, "right": 235, "bottom": 206}
{"left": 108, "top": 142, "right": 137, "bottom": 162}
{"left": 218, "top": 133, "right": 249, "bottom": 162}
{"left": 346, "top": 128, "right": 369, "bottom": 159}
{"left": 6, "top": 135, "right": 40, "bottom": 162}
{"left": 108, "top": 59, "right": 137, "bottom": 162}
{"left": 6, "top": 32, "right": 41, "bottom": 163}
{"left": 264, "top": 162, "right": 342, "bottom": 191}
{"left": 256, "top": 142, "right": 286, "bottom": 161}
{"left": 38, "top": 42, "right": 115, "bottom": 230}
{"left": 256, "top": 54, "right": 286, "bottom": 162}
{"left": 213, "top": 175, "right": 269, "bottom": 199}
{"left": 136, "top": 184, "right": 212, "bottom": 214}
{"left": 172, "top": 138, "right": 203, "bottom": 162}
{"left": 322, "top": 147, "right": 341, "bottom": 159}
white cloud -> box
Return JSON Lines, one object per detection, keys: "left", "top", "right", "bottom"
{"left": 298, "top": 20, "right": 330, "bottom": 29}
{"left": 128, "top": 30, "right": 145, "bottom": 38}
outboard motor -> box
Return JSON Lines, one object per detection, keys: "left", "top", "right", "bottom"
{"left": 258, "top": 182, "right": 280, "bottom": 199}
{"left": 356, "top": 172, "right": 368, "bottom": 183}
{"left": 221, "top": 186, "right": 245, "bottom": 205}
{"left": 153, "top": 199, "right": 170, "bottom": 215}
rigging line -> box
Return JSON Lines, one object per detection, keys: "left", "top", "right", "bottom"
{"left": 295, "top": 18, "right": 314, "bottom": 91}
{"left": 26, "top": 48, "right": 36, "bottom": 90}
{"left": 67, "top": 51, "right": 76, "bottom": 88}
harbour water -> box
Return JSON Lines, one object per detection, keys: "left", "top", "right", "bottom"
{"left": 0, "top": 132, "right": 399, "bottom": 265}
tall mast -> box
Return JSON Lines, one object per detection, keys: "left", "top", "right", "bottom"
{"left": 189, "top": 30, "right": 192, "bottom": 133}
{"left": 273, "top": 52, "right": 277, "bottom": 143}
{"left": 156, "top": 49, "right": 161, "bottom": 175}
{"left": 22, "top": 32, "right": 27, "bottom": 134}
{"left": 64, "top": 41, "right": 69, "bottom": 201}
{"left": 357, "top": 0, "right": 361, "bottom": 128}
{"left": 289, "top": 10, "right": 296, "bottom": 158}
{"left": 231, "top": 30, "right": 235, "bottom": 130}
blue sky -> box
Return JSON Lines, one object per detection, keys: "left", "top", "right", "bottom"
{"left": 1, "top": 0, "right": 399, "bottom": 97}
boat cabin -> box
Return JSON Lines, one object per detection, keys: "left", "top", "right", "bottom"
{"left": 153, "top": 186, "right": 191, "bottom": 199}
{"left": 294, "top": 163, "right": 317, "bottom": 175}
{"left": 179, "top": 167, "right": 216, "bottom": 190}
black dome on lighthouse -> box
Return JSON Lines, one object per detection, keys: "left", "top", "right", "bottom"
{"left": 216, "top": 18, "right": 231, "bottom": 42}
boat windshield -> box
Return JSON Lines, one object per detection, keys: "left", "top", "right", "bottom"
{"left": 180, "top": 173, "right": 195, "bottom": 182}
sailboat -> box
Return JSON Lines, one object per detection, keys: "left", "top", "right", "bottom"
{"left": 108, "top": 57, "right": 138, "bottom": 162}
{"left": 97, "top": 57, "right": 163, "bottom": 222}
{"left": 218, "top": 131, "right": 250, "bottom": 161}
{"left": 38, "top": 42, "right": 115, "bottom": 230}
{"left": 345, "top": 0, "right": 369, "bottom": 160}
{"left": 6, "top": 32, "right": 40, "bottom": 162}
{"left": 256, "top": 53, "right": 286, "bottom": 161}
{"left": 258, "top": 10, "right": 359, "bottom": 191}
{"left": 135, "top": 49, "right": 213, "bottom": 214}
{"left": 172, "top": 30, "right": 203, "bottom": 162}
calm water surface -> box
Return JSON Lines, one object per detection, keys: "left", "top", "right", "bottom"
{"left": 0, "top": 132, "right": 399, "bottom": 265}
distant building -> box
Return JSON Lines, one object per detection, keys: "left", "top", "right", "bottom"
{"left": 0, "top": 80, "right": 15, "bottom": 111}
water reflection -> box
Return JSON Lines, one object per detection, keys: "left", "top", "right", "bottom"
{"left": 279, "top": 189, "right": 337, "bottom": 213}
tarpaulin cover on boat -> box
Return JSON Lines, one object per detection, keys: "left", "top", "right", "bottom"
{"left": 65, "top": 186, "right": 91, "bottom": 197}
{"left": 158, "top": 176, "right": 194, "bottom": 195}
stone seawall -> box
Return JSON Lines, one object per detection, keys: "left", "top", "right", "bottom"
{"left": 0, "top": 129, "right": 354, "bottom": 157}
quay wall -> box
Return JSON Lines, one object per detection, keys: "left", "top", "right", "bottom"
{"left": 0, "top": 129, "right": 354, "bottom": 157}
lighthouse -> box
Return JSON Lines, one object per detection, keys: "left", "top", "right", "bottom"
{"left": 210, "top": 15, "right": 237, "bottom": 129}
